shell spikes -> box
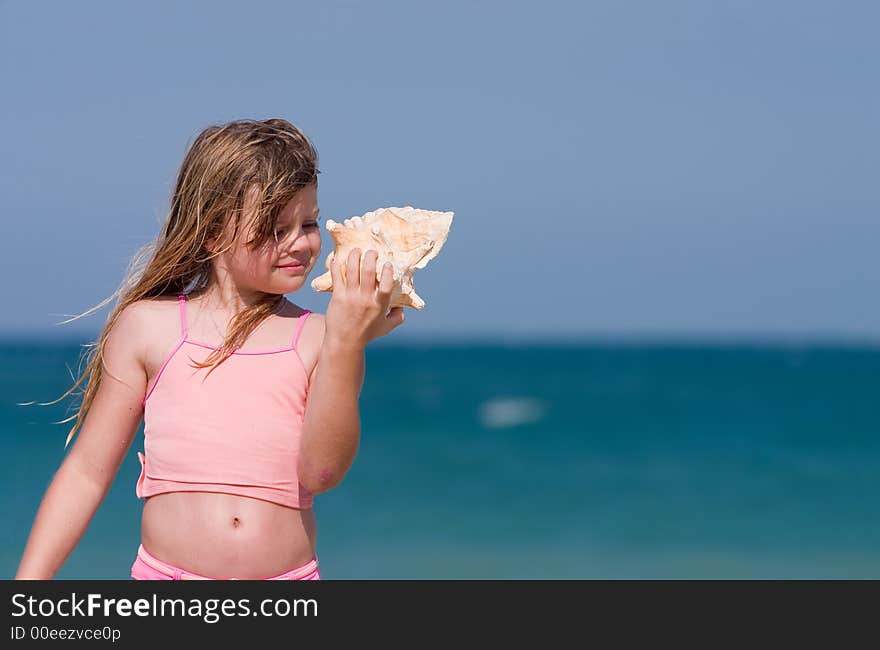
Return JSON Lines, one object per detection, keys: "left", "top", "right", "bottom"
{"left": 311, "top": 206, "right": 454, "bottom": 310}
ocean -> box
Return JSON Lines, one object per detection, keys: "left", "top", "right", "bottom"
{"left": 2, "top": 340, "right": 879, "bottom": 579}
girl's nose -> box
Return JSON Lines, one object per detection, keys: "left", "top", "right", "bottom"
{"left": 283, "top": 230, "right": 318, "bottom": 255}
{"left": 276, "top": 227, "right": 306, "bottom": 246}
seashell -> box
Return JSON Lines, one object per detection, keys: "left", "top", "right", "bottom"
{"left": 311, "top": 206, "right": 454, "bottom": 310}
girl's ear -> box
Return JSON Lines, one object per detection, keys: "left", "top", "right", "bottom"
{"left": 204, "top": 218, "right": 233, "bottom": 255}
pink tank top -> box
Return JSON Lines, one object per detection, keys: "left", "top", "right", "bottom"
{"left": 136, "top": 293, "right": 314, "bottom": 509}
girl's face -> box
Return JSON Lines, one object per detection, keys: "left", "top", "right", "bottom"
{"left": 215, "top": 183, "right": 322, "bottom": 297}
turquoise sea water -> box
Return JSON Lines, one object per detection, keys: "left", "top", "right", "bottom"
{"left": 2, "top": 340, "right": 879, "bottom": 579}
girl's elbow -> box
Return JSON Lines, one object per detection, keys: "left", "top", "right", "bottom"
{"left": 300, "top": 465, "right": 345, "bottom": 495}
{"left": 298, "top": 441, "right": 359, "bottom": 494}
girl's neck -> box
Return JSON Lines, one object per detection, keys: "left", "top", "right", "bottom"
{"left": 199, "top": 260, "right": 278, "bottom": 315}
{"left": 192, "top": 285, "right": 282, "bottom": 317}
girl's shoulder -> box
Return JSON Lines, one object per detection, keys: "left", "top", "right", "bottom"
{"left": 101, "top": 297, "right": 179, "bottom": 377}
{"left": 298, "top": 308, "right": 325, "bottom": 345}
{"left": 118, "top": 295, "right": 185, "bottom": 356}
{"left": 125, "top": 295, "right": 181, "bottom": 326}
{"left": 120, "top": 295, "right": 179, "bottom": 316}
{"left": 288, "top": 303, "right": 325, "bottom": 381}
{"left": 298, "top": 307, "right": 325, "bottom": 332}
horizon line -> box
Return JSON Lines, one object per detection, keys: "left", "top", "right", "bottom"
{"left": 2, "top": 330, "right": 879, "bottom": 349}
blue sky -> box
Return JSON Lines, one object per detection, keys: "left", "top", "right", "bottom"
{"left": 2, "top": 0, "right": 878, "bottom": 341}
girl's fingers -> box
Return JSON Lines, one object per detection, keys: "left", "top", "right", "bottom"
{"left": 361, "top": 249, "right": 378, "bottom": 292}
{"left": 377, "top": 262, "right": 394, "bottom": 303}
{"left": 386, "top": 306, "right": 405, "bottom": 330}
{"left": 332, "top": 249, "right": 406, "bottom": 339}
{"left": 346, "top": 248, "right": 361, "bottom": 289}
{"left": 329, "top": 252, "right": 343, "bottom": 289}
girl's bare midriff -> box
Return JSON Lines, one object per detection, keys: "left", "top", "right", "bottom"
{"left": 141, "top": 492, "right": 317, "bottom": 579}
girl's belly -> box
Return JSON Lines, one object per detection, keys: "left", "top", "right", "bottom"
{"left": 141, "top": 491, "right": 317, "bottom": 579}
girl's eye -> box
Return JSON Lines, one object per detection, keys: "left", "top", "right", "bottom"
{"left": 274, "top": 220, "right": 319, "bottom": 240}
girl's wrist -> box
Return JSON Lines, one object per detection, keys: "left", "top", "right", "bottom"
{"left": 321, "top": 333, "right": 366, "bottom": 355}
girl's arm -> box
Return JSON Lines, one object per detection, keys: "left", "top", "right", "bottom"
{"left": 298, "top": 248, "right": 404, "bottom": 494}
{"left": 15, "top": 304, "right": 148, "bottom": 579}
{"left": 299, "top": 332, "right": 366, "bottom": 494}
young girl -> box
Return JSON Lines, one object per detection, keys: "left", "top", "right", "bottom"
{"left": 14, "top": 118, "right": 405, "bottom": 580}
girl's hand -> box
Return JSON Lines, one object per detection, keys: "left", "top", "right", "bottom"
{"left": 324, "top": 247, "right": 406, "bottom": 350}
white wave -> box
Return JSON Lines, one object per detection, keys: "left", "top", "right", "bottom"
{"left": 478, "top": 397, "right": 546, "bottom": 429}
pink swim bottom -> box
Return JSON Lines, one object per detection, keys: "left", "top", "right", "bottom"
{"left": 130, "top": 544, "right": 321, "bottom": 580}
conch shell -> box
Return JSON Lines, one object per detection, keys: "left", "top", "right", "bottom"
{"left": 311, "top": 206, "right": 454, "bottom": 310}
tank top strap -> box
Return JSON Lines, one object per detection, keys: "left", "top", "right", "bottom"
{"left": 291, "top": 310, "right": 311, "bottom": 349}
{"left": 177, "top": 293, "right": 188, "bottom": 339}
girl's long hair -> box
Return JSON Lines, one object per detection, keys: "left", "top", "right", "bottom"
{"left": 45, "top": 118, "right": 319, "bottom": 448}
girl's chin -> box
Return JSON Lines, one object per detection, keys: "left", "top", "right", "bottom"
{"left": 274, "top": 275, "right": 308, "bottom": 291}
